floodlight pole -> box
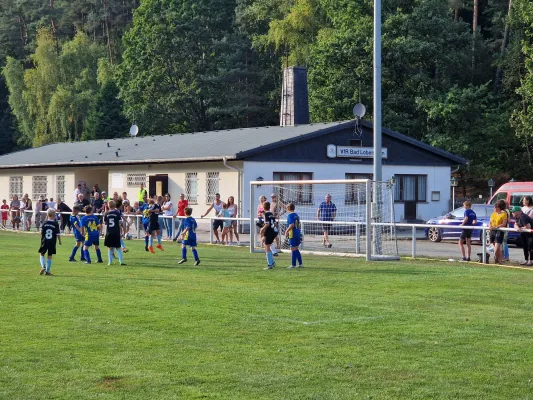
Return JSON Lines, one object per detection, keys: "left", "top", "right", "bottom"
{"left": 373, "top": 0, "right": 382, "bottom": 183}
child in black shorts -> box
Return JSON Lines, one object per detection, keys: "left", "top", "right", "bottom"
{"left": 38, "top": 209, "right": 62, "bottom": 275}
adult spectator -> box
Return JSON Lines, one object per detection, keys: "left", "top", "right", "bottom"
{"left": 56, "top": 198, "right": 72, "bottom": 232}
{"left": 122, "top": 192, "right": 130, "bottom": 205}
{"left": 92, "top": 192, "right": 105, "bottom": 214}
{"left": 226, "top": 196, "right": 240, "bottom": 245}
{"left": 24, "top": 195, "right": 33, "bottom": 231}
{"left": 138, "top": 183, "right": 148, "bottom": 205}
{"left": 73, "top": 183, "right": 82, "bottom": 204}
{"left": 34, "top": 195, "right": 48, "bottom": 230}
{"left": 317, "top": 194, "right": 336, "bottom": 248}
{"left": 20, "top": 194, "right": 28, "bottom": 231}
{"left": 101, "top": 191, "right": 109, "bottom": 201}
{"left": 201, "top": 193, "right": 225, "bottom": 244}
{"left": 9, "top": 195, "right": 21, "bottom": 230}
{"left": 512, "top": 205, "right": 533, "bottom": 266}
{"left": 173, "top": 193, "right": 188, "bottom": 241}
{"left": 75, "top": 193, "right": 90, "bottom": 210}
{"left": 162, "top": 193, "right": 174, "bottom": 240}
{"left": 81, "top": 182, "right": 90, "bottom": 200}
{"left": 112, "top": 192, "right": 123, "bottom": 209}
{"left": 91, "top": 184, "right": 100, "bottom": 197}
{"left": 489, "top": 200, "right": 507, "bottom": 264}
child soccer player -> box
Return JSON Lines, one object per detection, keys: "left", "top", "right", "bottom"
{"left": 285, "top": 203, "right": 303, "bottom": 268}
{"left": 104, "top": 200, "right": 126, "bottom": 266}
{"left": 147, "top": 198, "right": 164, "bottom": 253}
{"left": 260, "top": 201, "right": 278, "bottom": 270}
{"left": 137, "top": 200, "right": 151, "bottom": 251}
{"left": 458, "top": 201, "right": 477, "bottom": 262}
{"left": 178, "top": 207, "right": 200, "bottom": 265}
{"left": 1, "top": 199, "right": 8, "bottom": 227}
{"left": 68, "top": 206, "right": 86, "bottom": 262}
{"left": 38, "top": 208, "right": 62, "bottom": 276}
{"left": 80, "top": 206, "right": 103, "bottom": 264}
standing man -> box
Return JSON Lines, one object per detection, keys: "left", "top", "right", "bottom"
{"left": 138, "top": 183, "right": 148, "bottom": 206}
{"left": 73, "top": 183, "right": 82, "bottom": 204}
{"left": 317, "top": 194, "right": 336, "bottom": 248}
{"left": 56, "top": 198, "right": 72, "bottom": 233}
{"left": 92, "top": 192, "right": 105, "bottom": 214}
{"left": 201, "top": 193, "right": 225, "bottom": 244}
{"left": 81, "top": 182, "right": 90, "bottom": 201}
{"left": 75, "top": 193, "right": 90, "bottom": 210}
{"left": 512, "top": 206, "right": 533, "bottom": 266}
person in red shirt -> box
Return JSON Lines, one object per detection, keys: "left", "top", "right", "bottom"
{"left": 172, "top": 193, "right": 188, "bottom": 242}
{"left": 1, "top": 199, "right": 8, "bottom": 227}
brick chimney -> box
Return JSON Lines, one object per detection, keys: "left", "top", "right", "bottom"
{"left": 280, "top": 67, "right": 310, "bottom": 126}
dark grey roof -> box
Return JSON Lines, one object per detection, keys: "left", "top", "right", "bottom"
{"left": 0, "top": 121, "right": 466, "bottom": 168}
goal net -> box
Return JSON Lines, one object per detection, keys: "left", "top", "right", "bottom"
{"left": 250, "top": 179, "right": 399, "bottom": 260}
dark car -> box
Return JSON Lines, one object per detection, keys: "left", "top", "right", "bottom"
{"left": 425, "top": 204, "right": 521, "bottom": 246}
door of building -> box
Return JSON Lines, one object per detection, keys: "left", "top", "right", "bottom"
{"left": 149, "top": 175, "right": 168, "bottom": 198}
{"left": 404, "top": 201, "right": 417, "bottom": 221}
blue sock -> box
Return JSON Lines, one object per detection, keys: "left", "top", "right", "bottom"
{"left": 80, "top": 247, "right": 86, "bottom": 261}
{"left": 144, "top": 236, "right": 149, "bottom": 246}
{"left": 149, "top": 236, "right": 153, "bottom": 247}
{"left": 296, "top": 250, "right": 302, "bottom": 265}
{"left": 504, "top": 245, "right": 509, "bottom": 259}
{"left": 265, "top": 252, "right": 270, "bottom": 265}
{"left": 291, "top": 251, "right": 297, "bottom": 267}
{"left": 96, "top": 248, "right": 102, "bottom": 262}
{"left": 182, "top": 247, "right": 187, "bottom": 259}
{"left": 157, "top": 234, "right": 162, "bottom": 245}
{"left": 117, "top": 248, "right": 124, "bottom": 263}
{"left": 84, "top": 249, "right": 91, "bottom": 263}
{"left": 70, "top": 246, "right": 78, "bottom": 259}
{"left": 192, "top": 249, "right": 199, "bottom": 261}
{"left": 39, "top": 255, "right": 45, "bottom": 268}
{"left": 120, "top": 239, "right": 125, "bottom": 249}
{"left": 108, "top": 249, "right": 113, "bottom": 264}
{"left": 270, "top": 251, "right": 275, "bottom": 265}
{"left": 46, "top": 259, "right": 52, "bottom": 273}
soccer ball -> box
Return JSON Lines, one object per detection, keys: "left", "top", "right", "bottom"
{"left": 125, "top": 233, "right": 132, "bottom": 240}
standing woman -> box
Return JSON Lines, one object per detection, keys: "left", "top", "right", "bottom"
{"left": 162, "top": 193, "right": 174, "bottom": 240}
{"left": 226, "top": 196, "right": 240, "bottom": 245}
{"left": 520, "top": 196, "right": 533, "bottom": 264}
{"left": 25, "top": 196, "right": 33, "bottom": 231}
{"left": 10, "top": 195, "right": 21, "bottom": 230}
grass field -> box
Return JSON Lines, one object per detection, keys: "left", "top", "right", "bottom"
{"left": 1, "top": 231, "right": 533, "bottom": 399}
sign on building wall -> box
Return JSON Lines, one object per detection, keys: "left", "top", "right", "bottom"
{"left": 327, "top": 144, "right": 388, "bottom": 159}
{"left": 111, "top": 173, "right": 124, "bottom": 189}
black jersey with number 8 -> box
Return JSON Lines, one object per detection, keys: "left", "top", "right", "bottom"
{"left": 41, "top": 220, "right": 60, "bottom": 244}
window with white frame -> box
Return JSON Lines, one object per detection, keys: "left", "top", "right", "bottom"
{"left": 185, "top": 172, "right": 198, "bottom": 204}
{"left": 273, "top": 172, "right": 313, "bottom": 204}
{"left": 56, "top": 175, "right": 65, "bottom": 201}
{"left": 32, "top": 176, "right": 47, "bottom": 201}
{"left": 345, "top": 173, "right": 372, "bottom": 204}
{"left": 394, "top": 175, "right": 427, "bottom": 202}
{"left": 206, "top": 172, "right": 219, "bottom": 204}
{"left": 127, "top": 173, "right": 147, "bottom": 188}
{"left": 9, "top": 176, "right": 23, "bottom": 199}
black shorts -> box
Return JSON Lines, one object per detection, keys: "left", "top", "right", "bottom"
{"left": 322, "top": 223, "right": 332, "bottom": 233}
{"left": 460, "top": 229, "right": 473, "bottom": 240}
{"left": 38, "top": 244, "right": 56, "bottom": 256}
{"left": 213, "top": 219, "right": 223, "bottom": 231}
{"left": 490, "top": 230, "right": 505, "bottom": 244}
{"left": 264, "top": 231, "right": 278, "bottom": 245}
{"left": 148, "top": 222, "right": 160, "bottom": 234}
{"left": 104, "top": 233, "right": 122, "bottom": 248}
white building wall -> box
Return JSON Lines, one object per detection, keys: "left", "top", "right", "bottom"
{"left": 242, "top": 161, "right": 451, "bottom": 222}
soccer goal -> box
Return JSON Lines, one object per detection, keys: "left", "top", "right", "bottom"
{"left": 250, "top": 179, "right": 399, "bottom": 261}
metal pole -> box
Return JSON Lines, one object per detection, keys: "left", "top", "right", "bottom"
{"left": 373, "top": 0, "right": 382, "bottom": 183}
{"left": 482, "top": 228, "right": 487, "bottom": 263}
{"left": 366, "top": 180, "right": 372, "bottom": 261}
{"left": 490, "top": 187, "right": 493, "bottom": 198}
{"left": 412, "top": 226, "right": 416, "bottom": 258}
{"left": 452, "top": 187, "right": 455, "bottom": 209}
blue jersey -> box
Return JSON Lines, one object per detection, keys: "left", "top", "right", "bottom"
{"left": 139, "top": 203, "right": 150, "bottom": 224}
{"left": 286, "top": 212, "right": 301, "bottom": 239}
{"left": 182, "top": 216, "right": 197, "bottom": 242}
{"left": 70, "top": 214, "right": 83, "bottom": 239}
{"left": 81, "top": 214, "right": 101, "bottom": 240}
{"left": 464, "top": 209, "right": 476, "bottom": 226}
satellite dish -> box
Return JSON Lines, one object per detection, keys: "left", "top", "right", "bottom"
{"left": 353, "top": 103, "right": 366, "bottom": 119}
{"left": 129, "top": 123, "right": 139, "bottom": 137}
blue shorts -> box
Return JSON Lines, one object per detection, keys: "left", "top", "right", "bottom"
{"left": 74, "top": 233, "right": 84, "bottom": 243}
{"left": 289, "top": 236, "right": 301, "bottom": 247}
{"left": 182, "top": 239, "right": 197, "bottom": 247}
{"left": 143, "top": 221, "right": 149, "bottom": 232}
{"left": 84, "top": 236, "right": 100, "bottom": 247}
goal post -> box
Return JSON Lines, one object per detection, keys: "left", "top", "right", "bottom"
{"left": 250, "top": 179, "right": 399, "bottom": 261}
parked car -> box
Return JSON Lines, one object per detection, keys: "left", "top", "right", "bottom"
{"left": 488, "top": 181, "right": 533, "bottom": 208}
{"left": 425, "top": 204, "right": 521, "bottom": 246}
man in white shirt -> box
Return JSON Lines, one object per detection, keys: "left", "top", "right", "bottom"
{"left": 201, "top": 193, "right": 225, "bottom": 244}
{"left": 73, "top": 184, "right": 82, "bottom": 204}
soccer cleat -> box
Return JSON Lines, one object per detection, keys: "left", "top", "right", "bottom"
{"left": 327, "top": 244, "right": 333, "bottom": 248}
{"left": 297, "top": 264, "right": 303, "bottom": 268}
{"left": 194, "top": 260, "right": 201, "bottom": 266}
{"left": 145, "top": 245, "right": 149, "bottom": 252}
{"left": 273, "top": 252, "right": 278, "bottom": 257}
{"left": 460, "top": 257, "right": 467, "bottom": 262}
{"left": 108, "top": 263, "right": 112, "bottom": 266}
{"left": 263, "top": 265, "right": 273, "bottom": 270}
{"left": 122, "top": 248, "right": 129, "bottom": 253}
{"left": 178, "top": 258, "right": 187, "bottom": 264}
{"left": 45, "top": 272, "right": 54, "bottom": 276}
{"left": 156, "top": 244, "right": 164, "bottom": 251}
{"left": 288, "top": 265, "right": 297, "bottom": 269}
{"left": 80, "top": 258, "right": 86, "bottom": 262}
{"left": 68, "top": 258, "right": 76, "bottom": 262}
{"left": 84, "top": 261, "right": 91, "bottom": 264}
{"left": 148, "top": 246, "right": 155, "bottom": 254}
{"left": 39, "top": 268, "right": 45, "bottom": 275}
{"left": 120, "top": 262, "right": 127, "bottom": 266}
{"left": 97, "top": 260, "right": 103, "bottom": 264}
